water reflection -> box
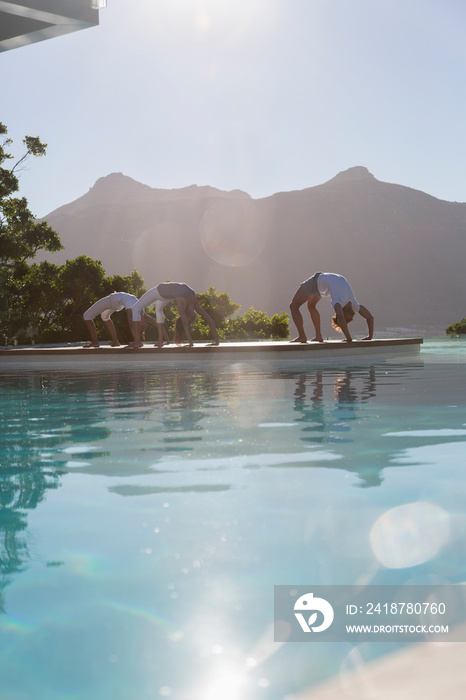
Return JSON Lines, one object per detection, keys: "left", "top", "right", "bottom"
{"left": 293, "top": 366, "right": 377, "bottom": 441}
{"left": 289, "top": 366, "right": 379, "bottom": 486}
{"left": 0, "top": 368, "right": 226, "bottom": 605}
{"left": 0, "top": 361, "right": 425, "bottom": 613}
{"left": 0, "top": 374, "right": 69, "bottom": 611}
{"left": 0, "top": 467, "right": 61, "bottom": 613}
{"left": 3, "top": 354, "right": 466, "bottom": 699}
{"left": 289, "top": 363, "right": 428, "bottom": 487}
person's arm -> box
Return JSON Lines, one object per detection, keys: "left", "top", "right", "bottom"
{"left": 194, "top": 301, "right": 220, "bottom": 345}
{"left": 334, "top": 302, "right": 352, "bottom": 342}
{"left": 358, "top": 305, "right": 374, "bottom": 340}
{"left": 142, "top": 311, "right": 158, "bottom": 329}
{"left": 125, "top": 300, "right": 145, "bottom": 347}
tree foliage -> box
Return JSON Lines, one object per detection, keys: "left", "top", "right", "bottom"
{"left": 446, "top": 318, "right": 466, "bottom": 335}
{"left": 0, "top": 123, "right": 62, "bottom": 268}
{"left": 225, "top": 306, "right": 289, "bottom": 340}
{"left": 154, "top": 287, "right": 289, "bottom": 342}
{"left": 0, "top": 122, "right": 62, "bottom": 343}
{"left": 7, "top": 256, "right": 147, "bottom": 344}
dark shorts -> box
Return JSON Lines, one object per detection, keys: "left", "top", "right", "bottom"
{"left": 300, "top": 272, "right": 322, "bottom": 299}
{"left": 157, "top": 283, "right": 195, "bottom": 300}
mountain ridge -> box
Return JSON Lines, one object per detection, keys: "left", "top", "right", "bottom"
{"left": 37, "top": 167, "right": 466, "bottom": 334}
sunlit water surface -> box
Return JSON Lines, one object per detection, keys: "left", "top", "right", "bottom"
{"left": 1, "top": 338, "right": 466, "bottom": 699}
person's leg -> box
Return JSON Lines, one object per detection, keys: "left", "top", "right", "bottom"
{"left": 308, "top": 299, "right": 323, "bottom": 342}
{"left": 126, "top": 321, "right": 143, "bottom": 348}
{"left": 127, "top": 288, "right": 165, "bottom": 348}
{"left": 289, "top": 288, "right": 309, "bottom": 342}
{"left": 156, "top": 323, "right": 166, "bottom": 348}
{"left": 83, "top": 298, "right": 111, "bottom": 347}
{"left": 126, "top": 308, "right": 136, "bottom": 339}
{"left": 153, "top": 300, "right": 170, "bottom": 347}
{"left": 103, "top": 318, "right": 120, "bottom": 346}
{"left": 83, "top": 319, "right": 100, "bottom": 347}
{"left": 131, "top": 287, "right": 164, "bottom": 321}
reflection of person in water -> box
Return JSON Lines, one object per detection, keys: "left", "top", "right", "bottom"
{"left": 290, "top": 272, "right": 374, "bottom": 343}
{"left": 83, "top": 292, "right": 161, "bottom": 348}
{"left": 127, "top": 283, "right": 219, "bottom": 349}
{"left": 292, "top": 366, "right": 380, "bottom": 486}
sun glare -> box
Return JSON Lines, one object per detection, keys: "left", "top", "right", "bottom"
{"left": 147, "top": 0, "right": 278, "bottom": 53}
{"left": 200, "top": 663, "right": 247, "bottom": 700}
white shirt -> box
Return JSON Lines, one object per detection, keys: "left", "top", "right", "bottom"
{"left": 83, "top": 292, "right": 138, "bottom": 321}
{"left": 105, "top": 292, "right": 138, "bottom": 311}
{"left": 317, "top": 274, "right": 360, "bottom": 312}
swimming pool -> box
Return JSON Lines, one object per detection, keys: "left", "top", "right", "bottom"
{"left": 1, "top": 337, "right": 465, "bottom": 699}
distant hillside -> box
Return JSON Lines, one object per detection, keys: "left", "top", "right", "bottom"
{"left": 38, "top": 167, "right": 466, "bottom": 334}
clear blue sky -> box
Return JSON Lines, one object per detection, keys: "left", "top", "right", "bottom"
{"left": 2, "top": 0, "right": 466, "bottom": 217}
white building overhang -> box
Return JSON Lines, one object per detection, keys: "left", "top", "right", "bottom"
{"left": 0, "top": 0, "right": 105, "bottom": 52}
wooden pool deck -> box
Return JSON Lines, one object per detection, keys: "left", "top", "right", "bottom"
{"left": 0, "top": 337, "right": 423, "bottom": 370}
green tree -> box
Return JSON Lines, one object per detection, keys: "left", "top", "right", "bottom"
{"left": 225, "top": 307, "right": 289, "bottom": 340}
{"left": 7, "top": 260, "right": 62, "bottom": 343}
{"left": 269, "top": 311, "right": 290, "bottom": 339}
{"left": 196, "top": 286, "right": 241, "bottom": 326}
{"left": 4, "top": 251, "right": 148, "bottom": 344}
{"left": 50, "top": 256, "right": 109, "bottom": 342}
{"left": 106, "top": 270, "right": 146, "bottom": 298}
{"left": 0, "top": 122, "right": 62, "bottom": 343}
{"left": 0, "top": 123, "right": 62, "bottom": 266}
{"left": 43, "top": 256, "right": 146, "bottom": 343}
{"left": 184, "top": 286, "right": 241, "bottom": 341}
{"left": 446, "top": 318, "right": 466, "bottom": 335}
{"left": 168, "top": 286, "right": 239, "bottom": 341}
{"left": 155, "top": 287, "right": 289, "bottom": 342}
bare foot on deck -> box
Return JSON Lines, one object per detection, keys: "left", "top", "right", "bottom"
{"left": 83, "top": 342, "right": 99, "bottom": 348}
{"left": 110, "top": 342, "right": 121, "bottom": 347}
{"left": 125, "top": 341, "right": 143, "bottom": 349}
{"left": 310, "top": 336, "right": 324, "bottom": 343}
{"left": 290, "top": 336, "right": 308, "bottom": 343}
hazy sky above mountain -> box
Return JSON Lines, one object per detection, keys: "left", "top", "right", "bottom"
{"left": 2, "top": 0, "right": 466, "bottom": 217}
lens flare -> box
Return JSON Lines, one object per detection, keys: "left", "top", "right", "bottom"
{"left": 199, "top": 201, "right": 268, "bottom": 267}
{"left": 370, "top": 502, "right": 450, "bottom": 569}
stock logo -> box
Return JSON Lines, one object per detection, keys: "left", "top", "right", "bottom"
{"left": 294, "top": 592, "right": 334, "bottom": 633}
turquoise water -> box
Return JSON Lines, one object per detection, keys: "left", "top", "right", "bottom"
{"left": 1, "top": 337, "right": 466, "bottom": 699}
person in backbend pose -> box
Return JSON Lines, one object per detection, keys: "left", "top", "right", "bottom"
{"left": 127, "top": 282, "right": 220, "bottom": 349}
{"left": 289, "top": 272, "right": 374, "bottom": 343}
{"left": 83, "top": 291, "right": 162, "bottom": 348}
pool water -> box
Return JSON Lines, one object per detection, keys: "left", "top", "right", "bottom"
{"left": 1, "top": 337, "right": 466, "bottom": 699}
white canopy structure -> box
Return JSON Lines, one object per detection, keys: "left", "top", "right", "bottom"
{"left": 0, "top": 0, "right": 105, "bottom": 52}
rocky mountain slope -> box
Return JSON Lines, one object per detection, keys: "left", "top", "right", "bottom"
{"left": 38, "top": 167, "right": 466, "bottom": 334}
